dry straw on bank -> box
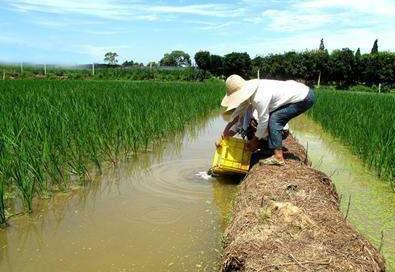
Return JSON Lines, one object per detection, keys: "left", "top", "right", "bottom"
{"left": 222, "top": 136, "right": 385, "bottom": 272}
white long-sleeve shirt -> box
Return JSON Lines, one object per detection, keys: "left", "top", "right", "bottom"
{"left": 251, "top": 79, "right": 309, "bottom": 139}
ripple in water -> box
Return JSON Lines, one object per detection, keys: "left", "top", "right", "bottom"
{"left": 132, "top": 159, "right": 212, "bottom": 202}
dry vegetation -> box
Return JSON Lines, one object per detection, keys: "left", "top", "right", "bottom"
{"left": 222, "top": 136, "right": 385, "bottom": 272}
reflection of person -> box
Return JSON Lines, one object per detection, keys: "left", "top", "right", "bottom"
{"left": 221, "top": 74, "right": 315, "bottom": 166}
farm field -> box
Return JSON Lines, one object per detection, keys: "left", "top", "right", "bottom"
{"left": 0, "top": 80, "right": 223, "bottom": 225}
{"left": 307, "top": 88, "right": 395, "bottom": 187}
{"left": 0, "top": 65, "right": 210, "bottom": 81}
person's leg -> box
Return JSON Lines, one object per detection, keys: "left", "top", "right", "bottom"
{"left": 265, "top": 89, "right": 316, "bottom": 164}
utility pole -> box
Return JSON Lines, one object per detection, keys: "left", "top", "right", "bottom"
{"left": 257, "top": 69, "right": 260, "bottom": 79}
{"left": 2, "top": 70, "right": 5, "bottom": 80}
{"left": 317, "top": 71, "right": 321, "bottom": 87}
{"left": 20, "top": 62, "right": 23, "bottom": 75}
{"left": 44, "top": 64, "right": 47, "bottom": 75}
{"left": 92, "top": 63, "right": 95, "bottom": 76}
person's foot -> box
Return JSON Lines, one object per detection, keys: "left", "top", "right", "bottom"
{"left": 259, "top": 156, "right": 285, "bottom": 166}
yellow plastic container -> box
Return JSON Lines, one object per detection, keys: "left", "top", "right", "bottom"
{"left": 211, "top": 137, "right": 252, "bottom": 175}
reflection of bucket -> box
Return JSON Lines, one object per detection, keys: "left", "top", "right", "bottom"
{"left": 210, "top": 137, "right": 252, "bottom": 175}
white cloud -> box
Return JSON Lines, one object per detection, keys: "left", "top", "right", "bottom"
{"left": 9, "top": 0, "right": 132, "bottom": 19}
{"left": 5, "top": 0, "right": 244, "bottom": 20}
{"left": 259, "top": 0, "right": 394, "bottom": 33}
{"left": 150, "top": 4, "right": 243, "bottom": 17}
{"left": 262, "top": 9, "right": 332, "bottom": 31}
{"left": 77, "top": 44, "right": 131, "bottom": 60}
{"left": 298, "top": 0, "right": 395, "bottom": 16}
{"left": 208, "top": 25, "right": 395, "bottom": 57}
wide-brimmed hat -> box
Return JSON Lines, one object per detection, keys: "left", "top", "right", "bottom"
{"left": 221, "top": 75, "right": 259, "bottom": 113}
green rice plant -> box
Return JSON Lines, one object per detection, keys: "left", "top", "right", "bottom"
{"left": 307, "top": 88, "right": 395, "bottom": 187}
{"left": 0, "top": 79, "right": 224, "bottom": 224}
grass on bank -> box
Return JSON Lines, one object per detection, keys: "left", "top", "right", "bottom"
{"left": 307, "top": 87, "right": 395, "bottom": 187}
{"left": 0, "top": 79, "right": 224, "bottom": 226}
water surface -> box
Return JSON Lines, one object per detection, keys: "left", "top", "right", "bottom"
{"left": 0, "top": 116, "right": 238, "bottom": 272}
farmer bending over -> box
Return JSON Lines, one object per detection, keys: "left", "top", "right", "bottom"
{"left": 221, "top": 74, "right": 315, "bottom": 166}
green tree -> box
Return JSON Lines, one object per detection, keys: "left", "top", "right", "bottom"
{"left": 194, "top": 51, "right": 211, "bottom": 71}
{"left": 209, "top": 55, "right": 224, "bottom": 76}
{"left": 223, "top": 52, "right": 252, "bottom": 78}
{"left": 371, "top": 39, "right": 378, "bottom": 54}
{"left": 104, "top": 52, "right": 119, "bottom": 65}
{"left": 147, "top": 61, "right": 158, "bottom": 68}
{"left": 122, "top": 60, "right": 134, "bottom": 67}
{"left": 160, "top": 50, "right": 191, "bottom": 67}
{"left": 354, "top": 48, "right": 362, "bottom": 83}
{"left": 330, "top": 48, "right": 356, "bottom": 86}
{"left": 160, "top": 53, "right": 176, "bottom": 66}
{"left": 319, "top": 38, "right": 325, "bottom": 51}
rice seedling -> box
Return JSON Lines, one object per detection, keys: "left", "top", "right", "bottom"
{"left": 307, "top": 88, "right": 395, "bottom": 187}
{"left": 0, "top": 79, "right": 224, "bottom": 225}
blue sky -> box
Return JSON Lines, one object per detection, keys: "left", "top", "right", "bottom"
{"left": 1, "top": 0, "right": 394, "bottom": 65}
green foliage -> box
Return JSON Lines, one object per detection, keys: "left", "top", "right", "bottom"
{"left": 209, "top": 55, "right": 224, "bottom": 76}
{"left": 0, "top": 65, "right": 211, "bottom": 81}
{"left": 223, "top": 52, "right": 252, "bottom": 78}
{"left": 104, "top": 52, "right": 119, "bottom": 65}
{"left": 307, "top": 89, "right": 395, "bottom": 187}
{"left": 330, "top": 48, "right": 355, "bottom": 86}
{"left": 195, "top": 51, "right": 211, "bottom": 71}
{"left": 122, "top": 60, "right": 134, "bottom": 67}
{"left": 0, "top": 80, "right": 224, "bottom": 224}
{"left": 252, "top": 49, "right": 395, "bottom": 86}
{"left": 160, "top": 50, "right": 191, "bottom": 67}
{"left": 319, "top": 38, "right": 325, "bottom": 51}
{"left": 371, "top": 39, "right": 379, "bottom": 54}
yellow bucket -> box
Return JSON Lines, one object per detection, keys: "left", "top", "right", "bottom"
{"left": 210, "top": 137, "right": 252, "bottom": 175}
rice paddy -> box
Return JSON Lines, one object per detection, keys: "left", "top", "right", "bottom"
{"left": 0, "top": 79, "right": 224, "bottom": 225}
{"left": 307, "top": 88, "right": 395, "bottom": 187}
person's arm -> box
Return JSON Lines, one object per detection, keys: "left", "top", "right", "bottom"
{"left": 246, "top": 93, "right": 271, "bottom": 151}
{"left": 223, "top": 116, "right": 239, "bottom": 137}
{"left": 215, "top": 116, "right": 239, "bottom": 148}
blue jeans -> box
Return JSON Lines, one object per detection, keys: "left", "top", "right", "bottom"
{"left": 268, "top": 88, "right": 316, "bottom": 150}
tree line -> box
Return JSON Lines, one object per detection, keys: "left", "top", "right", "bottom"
{"left": 104, "top": 39, "right": 393, "bottom": 87}
{"left": 194, "top": 39, "right": 395, "bottom": 87}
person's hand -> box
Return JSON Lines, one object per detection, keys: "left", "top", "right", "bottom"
{"left": 282, "top": 129, "right": 289, "bottom": 140}
{"left": 215, "top": 136, "right": 222, "bottom": 148}
{"left": 246, "top": 136, "right": 260, "bottom": 152}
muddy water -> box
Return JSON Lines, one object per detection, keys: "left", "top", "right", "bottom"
{"left": 0, "top": 116, "right": 239, "bottom": 272}
{"left": 291, "top": 115, "right": 395, "bottom": 271}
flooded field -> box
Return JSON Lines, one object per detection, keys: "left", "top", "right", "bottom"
{"left": 1, "top": 114, "right": 393, "bottom": 271}
{"left": 0, "top": 116, "right": 238, "bottom": 272}
{"left": 291, "top": 115, "right": 395, "bottom": 271}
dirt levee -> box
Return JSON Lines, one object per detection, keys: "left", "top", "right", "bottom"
{"left": 222, "top": 136, "right": 385, "bottom": 272}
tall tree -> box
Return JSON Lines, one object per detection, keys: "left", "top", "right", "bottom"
{"left": 104, "top": 52, "right": 118, "bottom": 65}
{"left": 355, "top": 48, "right": 361, "bottom": 59}
{"left": 331, "top": 48, "right": 356, "bottom": 86}
{"left": 354, "top": 48, "right": 362, "bottom": 82}
{"left": 209, "top": 55, "right": 224, "bottom": 76}
{"left": 223, "top": 52, "right": 252, "bottom": 78}
{"left": 160, "top": 50, "right": 191, "bottom": 67}
{"left": 122, "top": 60, "right": 134, "bottom": 67}
{"left": 371, "top": 39, "right": 378, "bottom": 54}
{"left": 319, "top": 38, "right": 325, "bottom": 51}
{"left": 194, "top": 51, "right": 211, "bottom": 71}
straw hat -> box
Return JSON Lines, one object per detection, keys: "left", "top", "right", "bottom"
{"left": 221, "top": 75, "right": 259, "bottom": 113}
